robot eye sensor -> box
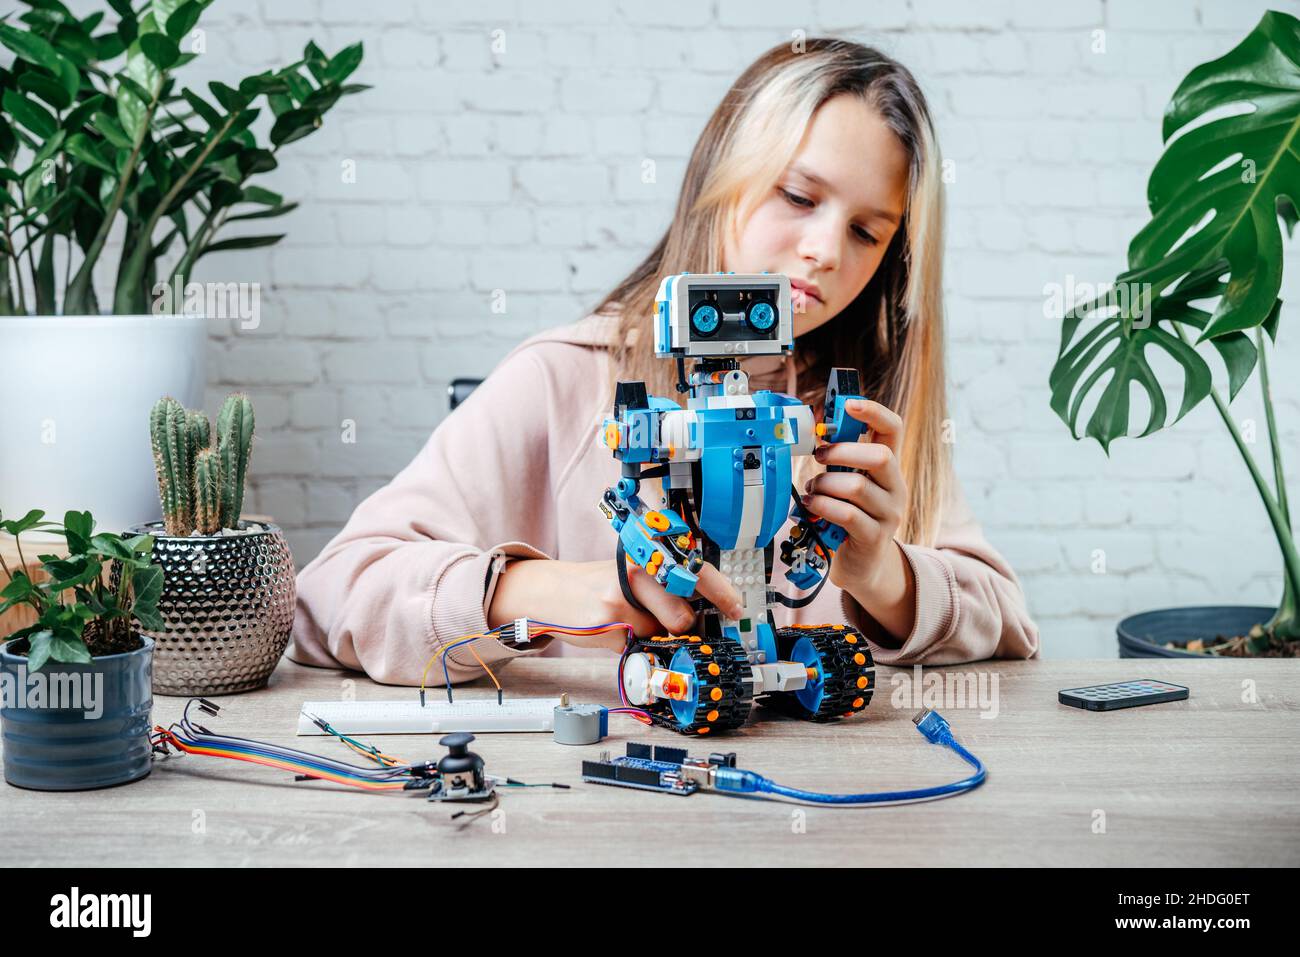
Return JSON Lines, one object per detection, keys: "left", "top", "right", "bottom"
{"left": 690, "top": 302, "right": 721, "bottom": 337}
{"left": 657, "top": 273, "right": 793, "bottom": 358}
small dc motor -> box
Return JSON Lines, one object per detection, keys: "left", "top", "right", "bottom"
{"left": 552, "top": 693, "right": 608, "bottom": 746}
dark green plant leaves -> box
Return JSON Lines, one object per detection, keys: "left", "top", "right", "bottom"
{"left": 0, "top": 570, "right": 36, "bottom": 603}
{"left": 2, "top": 510, "right": 157, "bottom": 663}
{"left": 25, "top": 630, "right": 55, "bottom": 670}
{"left": 1051, "top": 11, "right": 1300, "bottom": 451}
{"left": 165, "top": 1, "right": 202, "bottom": 41}
{"left": 3, "top": 88, "right": 58, "bottom": 137}
{"left": 270, "top": 107, "right": 319, "bottom": 146}
{"left": 0, "top": 21, "right": 79, "bottom": 100}
{"left": 181, "top": 87, "right": 220, "bottom": 126}
{"left": 50, "top": 631, "right": 93, "bottom": 664}
{"left": 1137, "top": 10, "right": 1300, "bottom": 341}
{"left": 62, "top": 509, "right": 93, "bottom": 552}
{"left": 324, "top": 42, "right": 363, "bottom": 84}
{"left": 139, "top": 31, "right": 179, "bottom": 69}
{"left": 199, "top": 233, "right": 285, "bottom": 258}
{"left": 130, "top": 564, "right": 164, "bottom": 631}
{"left": 0, "top": 508, "right": 47, "bottom": 536}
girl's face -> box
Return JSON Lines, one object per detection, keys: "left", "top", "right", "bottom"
{"left": 722, "top": 93, "right": 910, "bottom": 338}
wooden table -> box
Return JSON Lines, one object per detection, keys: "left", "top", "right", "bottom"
{"left": 3, "top": 657, "right": 1298, "bottom": 867}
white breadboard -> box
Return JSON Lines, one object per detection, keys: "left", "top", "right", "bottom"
{"left": 296, "top": 697, "right": 563, "bottom": 736}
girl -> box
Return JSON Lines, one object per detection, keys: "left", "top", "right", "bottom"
{"left": 289, "top": 38, "right": 1039, "bottom": 687}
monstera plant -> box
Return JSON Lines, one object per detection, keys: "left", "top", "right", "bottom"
{"left": 1050, "top": 10, "right": 1300, "bottom": 656}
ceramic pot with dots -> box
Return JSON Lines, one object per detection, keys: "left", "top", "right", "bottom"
{"left": 120, "top": 520, "right": 295, "bottom": 696}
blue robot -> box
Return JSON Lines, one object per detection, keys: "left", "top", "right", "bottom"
{"left": 597, "top": 272, "right": 877, "bottom": 735}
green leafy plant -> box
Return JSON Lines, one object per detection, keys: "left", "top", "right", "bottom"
{"left": 0, "top": 507, "right": 162, "bottom": 667}
{"left": 150, "top": 391, "right": 253, "bottom": 535}
{"left": 0, "top": 0, "right": 367, "bottom": 316}
{"left": 1049, "top": 10, "right": 1300, "bottom": 652}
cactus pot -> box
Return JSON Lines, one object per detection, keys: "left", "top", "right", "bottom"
{"left": 0, "top": 635, "right": 154, "bottom": 791}
{"left": 123, "top": 521, "right": 295, "bottom": 695}
{"left": 0, "top": 314, "right": 206, "bottom": 539}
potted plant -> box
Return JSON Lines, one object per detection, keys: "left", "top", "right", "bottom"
{"left": 1049, "top": 11, "right": 1300, "bottom": 658}
{"left": 0, "top": 1, "right": 366, "bottom": 534}
{"left": 0, "top": 507, "right": 161, "bottom": 790}
{"left": 125, "top": 392, "right": 294, "bottom": 695}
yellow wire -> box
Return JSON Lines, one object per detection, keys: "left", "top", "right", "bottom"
{"left": 419, "top": 632, "right": 502, "bottom": 699}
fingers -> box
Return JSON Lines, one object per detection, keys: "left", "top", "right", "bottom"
{"left": 628, "top": 564, "right": 697, "bottom": 634}
{"left": 801, "top": 491, "right": 880, "bottom": 543}
{"left": 841, "top": 398, "right": 902, "bottom": 452}
{"left": 814, "top": 441, "right": 902, "bottom": 492}
{"left": 805, "top": 471, "right": 896, "bottom": 522}
{"left": 693, "top": 561, "right": 746, "bottom": 619}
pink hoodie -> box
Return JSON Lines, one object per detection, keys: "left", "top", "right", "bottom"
{"left": 288, "top": 312, "right": 1039, "bottom": 685}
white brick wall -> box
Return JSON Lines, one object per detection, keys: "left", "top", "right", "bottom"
{"left": 82, "top": 0, "right": 1300, "bottom": 657}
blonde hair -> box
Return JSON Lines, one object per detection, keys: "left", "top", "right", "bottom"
{"left": 591, "top": 38, "right": 950, "bottom": 547}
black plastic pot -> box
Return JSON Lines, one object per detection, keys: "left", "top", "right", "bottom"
{"left": 0, "top": 635, "right": 154, "bottom": 790}
{"left": 1117, "top": 605, "right": 1275, "bottom": 658}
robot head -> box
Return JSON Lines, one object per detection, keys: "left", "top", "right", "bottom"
{"left": 653, "top": 273, "right": 793, "bottom": 359}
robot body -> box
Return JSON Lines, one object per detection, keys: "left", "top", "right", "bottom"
{"left": 597, "top": 273, "right": 877, "bottom": 734}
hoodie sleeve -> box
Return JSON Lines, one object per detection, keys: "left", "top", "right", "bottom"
{"left": 840, "top": 475, "right": 1040, "bottom": 665}
{"left": 288, "top": 341, "right": 579, "bottom": 686}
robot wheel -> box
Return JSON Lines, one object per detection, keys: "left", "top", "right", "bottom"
{"left": 760, "top": 624, "right": 876, "bottom": 722}
{"left": 627, "top": 635, "right": 754, "bottom": 736}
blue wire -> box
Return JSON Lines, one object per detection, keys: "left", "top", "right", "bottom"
{"left": 714, "top": 709, "right": 986, "bottom": 807}
{"left": 440, "top": 633, "right": 494, "bottom": 691}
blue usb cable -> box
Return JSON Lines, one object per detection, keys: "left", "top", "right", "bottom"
{"left": 712, "top": 709, "right": 987, "bottom": 807}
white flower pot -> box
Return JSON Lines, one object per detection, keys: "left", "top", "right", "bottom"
{"left": 0, "top": 315, "right": 207, "bottom": 536}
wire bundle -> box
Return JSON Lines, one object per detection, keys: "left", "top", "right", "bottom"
{"left": 151, "top": 699, "right": 432, "bottom": 792}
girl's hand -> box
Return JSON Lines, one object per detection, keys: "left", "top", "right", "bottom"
{"left": 801, "top": 398, "right": 917, "bottom": 640}
{"left": 488, "top": 558, "right": 745, "bottom": 652}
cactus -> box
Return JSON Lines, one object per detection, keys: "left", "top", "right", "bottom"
{"left": 187, "top": 409, "right": 210, "bottom": 452}
{"left": 150, "top": 393, "right": 255, "bottom": 535}
{"left": 194, "top": 448, "right": 222, "bottom": 534}
{"left": 149, "top": 396, "right": 196, "bottom": 536}
{"left": 215, "top": 393, "right": 254, "bottom": 529}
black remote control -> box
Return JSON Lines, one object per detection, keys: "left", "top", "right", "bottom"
{"left": 1058, "top": 679, "right": 1189, "bottom": 712}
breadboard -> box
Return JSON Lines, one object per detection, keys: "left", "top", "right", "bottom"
{"left": 297, "top": 697, "right": 563, "bottom": 736}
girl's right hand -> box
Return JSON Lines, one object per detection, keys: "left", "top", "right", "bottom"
{"left": 487, "top": 558, "right": 746, "bottom": 652}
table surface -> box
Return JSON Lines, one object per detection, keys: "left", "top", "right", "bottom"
{"left": 3, "top": 656, "right": 1298, "bottom": 867}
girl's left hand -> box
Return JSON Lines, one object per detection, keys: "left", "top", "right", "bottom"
{"left": 801, "top": 398, "right": 916, "bottom": 638}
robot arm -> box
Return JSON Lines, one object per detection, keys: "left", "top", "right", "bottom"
{"left": 597, "top": 380, "right": 705, "bottom": 603}
{"left": 781, "top": 368, "right": 870, "bottom": 593}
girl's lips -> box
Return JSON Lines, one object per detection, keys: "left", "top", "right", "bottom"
{"left": 791, "top": 281, "right": 822, "bottom": 305}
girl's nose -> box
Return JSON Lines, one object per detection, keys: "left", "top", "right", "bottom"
{"left": 798, "top": 215, "right": 841, "bottom": 272}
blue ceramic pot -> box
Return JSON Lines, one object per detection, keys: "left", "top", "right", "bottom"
{"left": 1116, "top": 606, "right": 1275, "bottom": 658}
{"left": 0, "top": 635, "right": 154, "bottom": 790}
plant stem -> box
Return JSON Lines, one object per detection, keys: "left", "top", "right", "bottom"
{"left": 0, "top": 537, "right": 45, "bottom": 614}
{"left": 1175, "top": 324, "right": 1300, "bottom": 638}
{"left": 113, "top": 111, "right": 240, "bottom": 313}
{"left": 170, "top": 205, "right": 228, "bottom": 288}
{"left": 64, "top": 92, "right": 162, "bottom": 314}
{"left": 1255, "top": 327, "right": 1296, "bottom": 641}
{"left": 2, "top": 212, "right": 26, "bottom": 314}
{"left": 1257, "top": 328, "right": 1290, "bottom": 526}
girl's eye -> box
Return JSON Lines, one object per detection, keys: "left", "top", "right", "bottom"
{"left": 780, "top": 186, "right": 878, "bottom": 246}
{"left": 779, "top": 187, "right": 814, "bottom": 208}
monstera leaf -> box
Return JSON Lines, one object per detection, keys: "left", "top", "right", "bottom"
{"left": 1051, "top": 10, "right": 1300, "bottom": 451}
